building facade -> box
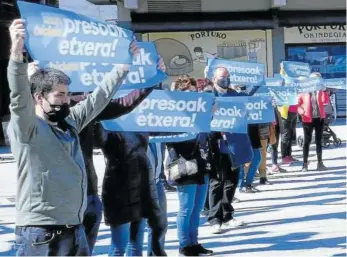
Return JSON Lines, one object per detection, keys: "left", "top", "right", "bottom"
{"left": 284, "top": 25, "right": 346, "bottom": 116}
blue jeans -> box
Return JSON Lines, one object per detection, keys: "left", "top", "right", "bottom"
{"left": 15, "top": 225, "right": 89, "bottom": 256}
{"left": 176, "top": 175, "right": 209, "bottom": 249}
{"left": 109, "top": 219, "right": 146, "bottom": 256}
{"left": 147, "top": 181, "right": 167, "bottom": 256}
{"left": 84, "top": 194, "right": 103, "bottom": 255}
{"left": 239, "top": 148, "right": 262, "bottom": 189}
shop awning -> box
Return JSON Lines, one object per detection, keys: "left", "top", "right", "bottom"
{"left": 277, "top": 10, "right": 346, "bottom": 27}
{"left": 129, "top": 9, "right": 346, "bottom": 33}
{"left": 129, "top": 11, "right": 275, "bottom": 32}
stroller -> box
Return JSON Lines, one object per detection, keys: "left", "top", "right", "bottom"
{"left": 297, "top": 104, "right": 342, "bottom": 148}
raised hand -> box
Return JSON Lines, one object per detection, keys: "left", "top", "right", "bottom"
{"left": 129, "top": 36, "right": 140, "bottom": 56}
{"left": 204, "top": 66, "right": 210, "bottom": 78}
{"left": 157, "top": 55, "right": 166, "bottom": 73}
{"left": 9, "top": 19, "right": 26, "bottom": 61}
{"left": 27, "top": 61, "right": 39, "bottom": 79}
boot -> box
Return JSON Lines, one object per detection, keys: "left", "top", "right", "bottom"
{"left": 192, "top": 244, "right": 214, "bottom": 256}
{"left": 259, "top": 177, "right": 273, "bottom": 185}
{"left": 179, "top": 246, "right": 197, "bottom": 256}
{"left": 163, "top": 181, "right": 176, "bottom": 192}
{"left": 302, "top": 163, "right": 308, "bottom": 172}
{"left": 317, "top": 162, "right": 328, "bottom": 171}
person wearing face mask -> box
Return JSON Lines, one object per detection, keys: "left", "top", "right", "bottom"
{"left": 67, "top": 87, "right": 155, "bottom": 255}
{"left": 297, "top": 72, "right": 330, "bottom": 172}
{"left": 67, "top": 56, "right": 165, "bottom": 255}
{"left": 8, "top": 19, "right": 139, "bottom": 256}
{"left": 97, "top": 82, "right": 169, "bottom": 256}
{"left": 203, "top": 67, "right": 252, "bottom": 234}
{"left": 164, "top": 77, "right": 215, "bottom": 256}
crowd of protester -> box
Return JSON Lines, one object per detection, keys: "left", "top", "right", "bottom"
{"left": 7, "top": 19, "right": 332, "bottom": 256}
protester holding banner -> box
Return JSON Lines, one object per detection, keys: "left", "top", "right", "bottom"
{"left": 8, "top": 18, "right": 137, "bottom": 256}
{"left": 234, "top": 85, "right": 262, "bottom": 193}
{"left": 147, "top": 142, "right": 168, "bottom": 256}
{"left": 269, "top": 109, "right": 287, "bottom": 173}
{"left": 204, "top": 67, "right": 249, "bottom": 234}
{"left": 278, "top": 67, "right": 301, "bottom": 165}
{"left": 165, "top": 77, "right": 214, "bottom": 256}
{"left": 68, "top": 86, "right": 155, "bottom": 254}
{"left": 297, "top": 72, "right": 330, "bottom": 172}
{"left": 238, "top": 123, "right": 262, "bottom": 193}
{"left": 258, "top": 124, "right": 273, "bottom": 185}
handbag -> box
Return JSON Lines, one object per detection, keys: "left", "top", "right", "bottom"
{"left": 167, "top": 137, "right": 200, "bottom": 183}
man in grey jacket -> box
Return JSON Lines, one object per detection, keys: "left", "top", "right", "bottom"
{"left": 8, "top": 19, "right": 138, "bottom": 256}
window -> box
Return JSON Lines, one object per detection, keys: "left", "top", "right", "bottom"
{"left": 286, "top": 44, "right": 346, "bottom": 79}
{"left": 286, "top": 43, "right": 346, "bottom": 117}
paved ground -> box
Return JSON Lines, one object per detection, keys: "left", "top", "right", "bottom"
{"left": 0, "top": 120, "right": 346, "bottom": 256}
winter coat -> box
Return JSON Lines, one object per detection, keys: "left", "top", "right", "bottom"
{"left": 165, "top": 133, "right": 214, "bottom": 185}
{"left": 297, "top": 91, "right": 330, "bottom": 123}
{"left": 70, "top": 88, "right": 153, "bottom": 196}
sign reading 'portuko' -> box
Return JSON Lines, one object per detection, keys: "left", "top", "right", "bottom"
{"left": 284, "top": 25, "right": 346, "bottom": 43}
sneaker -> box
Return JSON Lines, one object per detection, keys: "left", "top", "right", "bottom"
{"left": 232, "top": 197, "right": 241, "bottom": 203}
{"left": 179, "top": 246, "right": 198, "bottom": 256}
{"left": 282, "top": 156, "right": 293, "bottom": 164}
{"left": 272, "top": 164, "right": 287, "bottom": 173}
{"left": 222, "top": 219, "right": 245, "bottom": 229}
{"left": 288, "top": 156, "right": 300, "bottom": 162}
{"left": 317, "top": 162, "right": 328, "bottom": 171}
{"left": 301, "top": 163, "right": 308, "bottom": 172}
{"left": 210, "top": 224, "right": 222, "bottom": 234}
{"left": 259, "top": 177, "right": 273, "bottom": 185}
{"left": 249, "top": 184, "right": 261, "bottom": 192}
{"left": 201, "top": 208, "right": 209, "bottom": 217}
{"left": 241, "top": 186, "right": 256, "bottom": 193}
{"left": 163, "top": 182, "right": 176, "bottom": 192}
{"left": 192, "top": 244, "right": 214, "bottom": 256}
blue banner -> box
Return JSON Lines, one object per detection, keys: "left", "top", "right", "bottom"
{"left": 207, "top": 58, "right": 265, "bottom": 86}
{"left": 324, "top": 78, "right": 347, "bottom": 90}
{"left": 40, "top": 42, "right": 167, "bottom": 92}
{"left": 268, "top": 87, "right": 298, "bottom": 106}
{"left": 101, "top": 90, "right": 214, "bottom": 132}
{"left": 217, "top": 96, "right": 275, "bottom": 124}
{"left": 210, "top": 98, "right": 248, "bottom": 134}
{"left": 18, "top": 1, "right": 133, "bottom": 64}
{"left": 281, "top": 61, "right": 311, "bottom": 78}
{"left": 285, "top": 77, "right": 324, "bottom": 93}
{"left": 253, "top": 86, "right": 271, "bottom": 97}
{"left": 149, "top": 133, "right": 198, "bottom": 143}
{"left": 246, "top": 96, "right": 275, "bottom": 124}
{"left": 266, "top": 77, "right": 283, "bottom": 87}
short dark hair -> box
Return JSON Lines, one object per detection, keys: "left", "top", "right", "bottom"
{"left": 30, "top": 68, "right": 71, "bottom": 95}
{"left": 194, "top": 47, "right": 203, "bottom": 53}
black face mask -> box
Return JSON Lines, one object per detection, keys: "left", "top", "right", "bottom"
{"left": 216, "top": 78, "right": 231, "bottom": 89}
{"left": 44, "top": 101, "right": 70, "bottom": 123}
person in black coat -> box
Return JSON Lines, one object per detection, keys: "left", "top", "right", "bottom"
{"left": 70, "top": 88, "right": 153, "bottom": 254}
{"left": 165, "top": 76, "right": 214, "bottom": 256}
{"left": 97, "top": 73, "right": 168, "bottom": 256}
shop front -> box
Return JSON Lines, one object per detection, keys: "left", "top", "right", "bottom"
{"left": 284, "top": 25, "right": 346, "bottom": 117}
{"left": 144, "top": 30, "right": 273, "bottom": 88}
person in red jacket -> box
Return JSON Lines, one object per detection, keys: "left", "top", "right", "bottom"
{"left": 297, "top": 72, "right": 330, "bottom": 172}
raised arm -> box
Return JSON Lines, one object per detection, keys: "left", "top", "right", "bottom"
{"left": 96, "top": 87, "right": 154, "bottom": 121}
{"left": 69, "top": 39, "right": 139, "bottom": 132}
{"left": 69, "top": 65, "right": 129, "bottom": 132}
{"left": 7, "top": 19, "right": 36, "bottom": 143}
